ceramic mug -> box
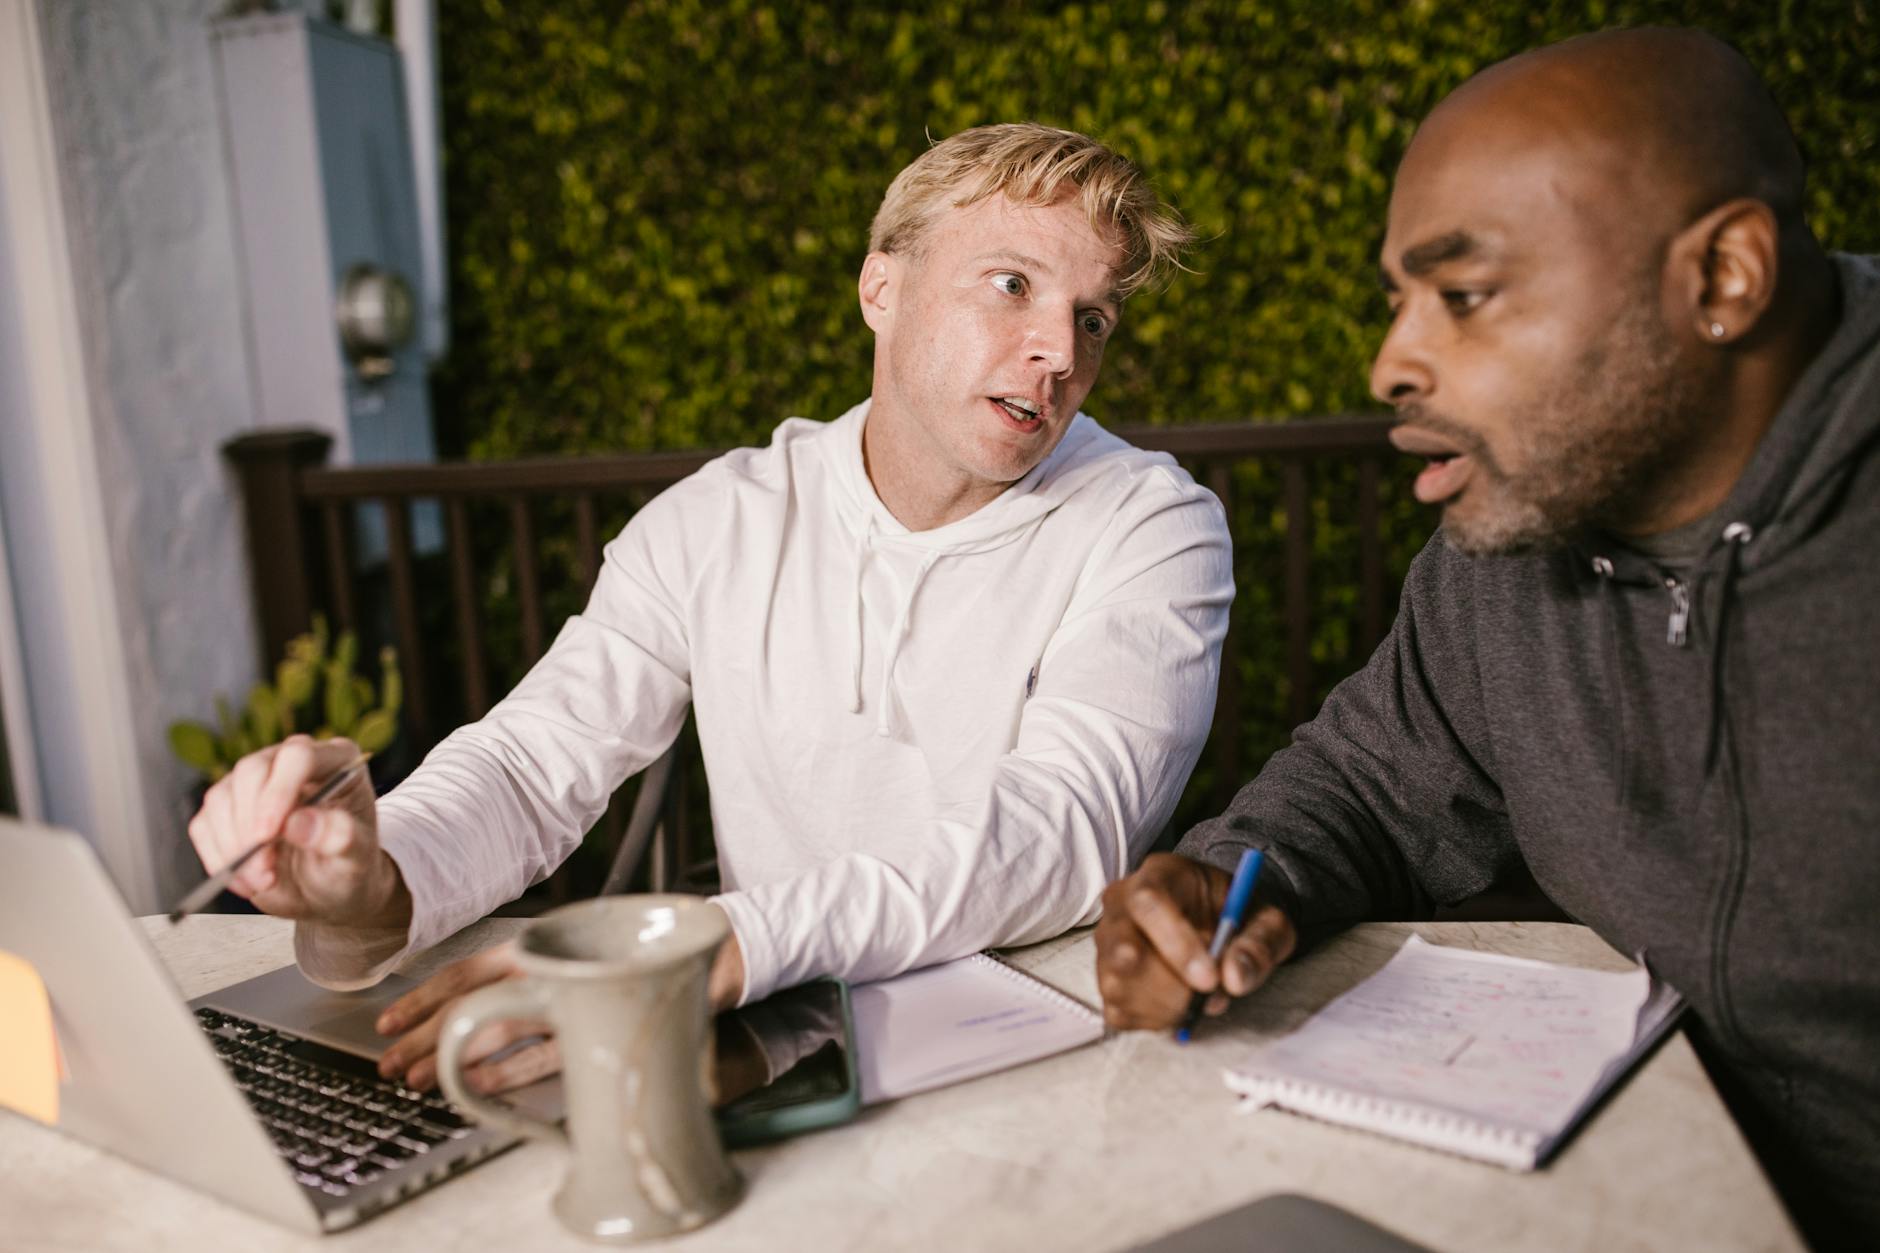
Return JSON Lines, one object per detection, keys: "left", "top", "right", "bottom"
{"left": 436, "top": 895, "right": 743, "bottom": 1242}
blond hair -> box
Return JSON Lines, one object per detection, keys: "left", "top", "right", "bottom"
{"left": 869, "top": 123, "right": 1194, "bottom": 298}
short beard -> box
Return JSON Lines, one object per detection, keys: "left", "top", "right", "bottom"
{"left": 1439, "top": 294, "right": 1704, "bottom": 557}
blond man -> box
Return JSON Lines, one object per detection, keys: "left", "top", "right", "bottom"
{"left": 188, "top": 124, "right": 1231, "bottom": 1093}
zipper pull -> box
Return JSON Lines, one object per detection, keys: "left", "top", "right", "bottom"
{"left": 1665, "top": 577, "right": 1690, "bottom": 646}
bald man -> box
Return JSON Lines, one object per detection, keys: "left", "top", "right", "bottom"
{"left": 1096, "top": 28, "right": 1878, "bottom": 1246}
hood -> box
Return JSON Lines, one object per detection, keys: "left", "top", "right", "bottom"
{"left": 1576, "top": 253, "right": 1880, "bottom": 788}
{"left": 1583, "top": 251, "right": 1880, "bottom": 586}
{"left": 819, "top": 398, "right": 1141, "bottom": 734}
{"left": 821, "top": 398, "right": 1131, "bottom": 555}
{"left": 1746, "top": 252, "right": 1880, "bottom": 560}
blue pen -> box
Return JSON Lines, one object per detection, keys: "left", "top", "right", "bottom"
{"left": 1174, "top": 848, "right": 1264, "bottom": 1043}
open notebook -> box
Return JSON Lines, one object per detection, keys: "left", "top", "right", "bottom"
{"left": 1224, "top": 936, "right": 1684, "bottom": 1170}
{"left": 851, "top": 953, "right": 1104, "bottom": 1104}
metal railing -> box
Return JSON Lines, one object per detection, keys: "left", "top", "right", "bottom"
{"left": 225, "top": 416, "right": 1414, "bottom": 904}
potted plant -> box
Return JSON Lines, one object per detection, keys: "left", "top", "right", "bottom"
{"left": 168, "top": 615, "right": 401, "bottom": 783}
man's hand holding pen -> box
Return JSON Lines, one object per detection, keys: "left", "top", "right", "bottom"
{"left": 1094, "top": 851, "right": 1298, "bottom": 1032}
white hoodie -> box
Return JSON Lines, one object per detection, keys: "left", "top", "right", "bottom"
{"left": 298, "top": 401, "right": 1233, "bottom": 1002}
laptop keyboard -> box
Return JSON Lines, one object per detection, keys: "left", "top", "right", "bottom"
{"left": 195, "top": 1006, "right": 474, "bottom": 1198}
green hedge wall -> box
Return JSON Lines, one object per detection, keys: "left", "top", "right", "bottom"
{"left": 433, "top": 0, "right": 1878, "bottom": 459}
{"left": 423, "top": 0, "right": 1877, "bottom": 854}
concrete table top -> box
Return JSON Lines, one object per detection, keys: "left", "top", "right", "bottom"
{"left": 0, "top": 915, "right": 1802, "bottom": 1252}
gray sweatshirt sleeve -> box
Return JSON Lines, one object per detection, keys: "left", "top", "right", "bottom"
{"left": 1177, "top": 533, "right": 1518, "bottom": 938}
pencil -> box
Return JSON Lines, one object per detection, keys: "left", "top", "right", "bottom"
{"left": 167, "top": 753, "right": 372, "bottom": 923}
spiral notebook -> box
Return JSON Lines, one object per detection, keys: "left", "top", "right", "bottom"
{"left": 1224, "top": 936, "right": 1684, "bottom": 1170}
{"left": 851, "top": 953, "right": 1104, "bottom": 1104}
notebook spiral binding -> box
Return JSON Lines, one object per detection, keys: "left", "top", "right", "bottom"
{"left": 1228, "top": 1072, "right": 1542, "bottom": 1171}
{"left": 971, "top": 953, "right": 1105, "bottom": 1025}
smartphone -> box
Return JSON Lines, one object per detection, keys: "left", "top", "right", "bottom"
{"left": 712, "top": 977, "right": 860, "bottom": 1147}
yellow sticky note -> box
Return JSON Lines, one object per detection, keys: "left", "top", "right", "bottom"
{"left": 0, "top": 949, "right": 60, "bottom": 1125}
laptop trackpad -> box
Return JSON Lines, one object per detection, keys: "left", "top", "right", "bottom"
{"left": 194, "top": 962, "right": 418, "bottom": 1056}
{"left": 192, "top": 963, "right": 565, "bottom": 1121}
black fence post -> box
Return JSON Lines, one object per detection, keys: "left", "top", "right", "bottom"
{"left": 224, "top": 429, "right": 334, "bottom": 673}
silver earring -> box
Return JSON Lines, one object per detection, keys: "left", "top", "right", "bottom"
{"left": 1710, "top": 322, "right": 1726, "bottom": 338}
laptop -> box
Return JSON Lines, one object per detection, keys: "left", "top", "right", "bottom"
{"left": 1129, "top": 1194, "right": 1433, "bottom": 1252}
{"left": 0, "top": 817, "right": 562, "bottom": 1233}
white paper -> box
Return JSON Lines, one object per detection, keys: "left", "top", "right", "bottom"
{"left": 851, "top": 955, "right": 1103, "bottom": 1104}
{"left": 1235, "top": 936, "right": 1654, "bottom": 1138}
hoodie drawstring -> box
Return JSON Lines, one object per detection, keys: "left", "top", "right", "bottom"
{"left": 874, "top": 550, "right": 941, "bottom": 736}
{"left": 1703, "top": 523, "right": 1755, "bottom": 771}
{"left": 846, "top": 523, "right": 944, "bottom": 735}
{"left": 847, "top": 522, "right": 873, "bottom": 713}
{"left": 1590, "top": 555, "right": 1627, "bottom": 804}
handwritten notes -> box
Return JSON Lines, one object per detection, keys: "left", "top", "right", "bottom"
{"left": 1226, "top": 936, "right": 1682, "bottom": 1169}
{"left": 851, "top": 955, "right": 1103, "bottom": 1105}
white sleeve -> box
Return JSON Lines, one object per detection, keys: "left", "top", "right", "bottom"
{"left": 295, "top": 479, "right": 708, "bottom": 987}
{"left": 713, "top": 477, "right": 1233, "bottom": 1004}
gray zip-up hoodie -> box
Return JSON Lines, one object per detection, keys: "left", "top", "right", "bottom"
{"left": 1181, "top": 253, "right": 1880, "bottom": 1247}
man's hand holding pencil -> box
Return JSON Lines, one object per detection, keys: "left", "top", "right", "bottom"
{"left": 180, "top": 734, "right": 410, "bottom": 932}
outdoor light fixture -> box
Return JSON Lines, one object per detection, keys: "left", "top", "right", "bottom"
{"left": 336, "top": 263, "right": 416, "bottom": 381}
{"left": 213, "top": 9, "right": 444, "bottom": 557}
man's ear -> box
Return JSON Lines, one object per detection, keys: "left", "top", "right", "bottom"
{"left": 1665, "top": 198, "right": 1780, "bottom": 347}
{"left": 858, "top": 252, "right": 896, "bottom": 333}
